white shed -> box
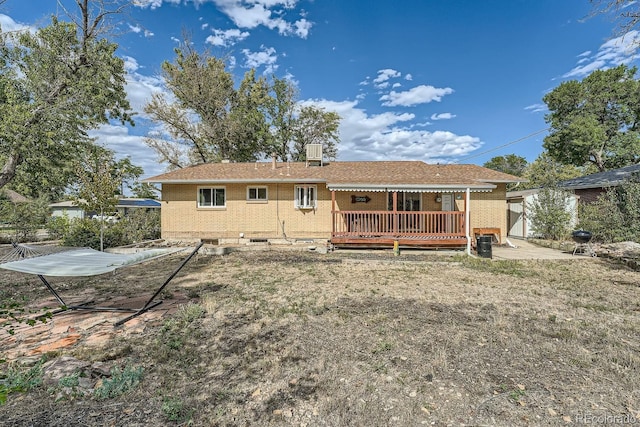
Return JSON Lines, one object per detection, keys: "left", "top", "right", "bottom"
{"left": 506, "top": 188, "right": 580, "bottom": 238}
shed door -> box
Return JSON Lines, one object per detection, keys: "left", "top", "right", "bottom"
{"left": 508, "top": 201, "right": 524, "bottom": 237}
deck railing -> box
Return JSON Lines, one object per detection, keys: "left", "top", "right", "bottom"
{"left": 332, "top": 210, "right": 466, "bottom": 239}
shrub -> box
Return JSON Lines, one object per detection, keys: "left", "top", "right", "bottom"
{"left": 59, "top": 210, "right": 160, "bottom": 249}
{"left": 528, "top": 186, "right": 573, "bottom": 240}
{"left": 93, "top": 364, "right": 144, "bottom": 400}
{"left": 0, "top": 358, "right": 46, "bottom": 404}
{"left": 46, "top": 214, "right": 71, "bottom": 240}
{"left": 63, "top": 219, "right": 101, "bottom": 249}
{"left": 578, "top": 179, "right": 640, "bottom": 243}
{"left": 119, "top": 209, "right": 161, "bottom": 243}
{"left": 0, "top": 197, "right": 50, "bottom": 243}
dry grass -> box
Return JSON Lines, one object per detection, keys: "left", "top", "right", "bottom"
{"left": 1, "top": 248, "right": 640, "bottom": 426}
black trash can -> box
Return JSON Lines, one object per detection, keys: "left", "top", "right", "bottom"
{"left": 477, "top": 236, "right": 492, "bottom": 259}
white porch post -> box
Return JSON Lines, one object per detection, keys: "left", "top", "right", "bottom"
{"left": 465, "top": 188, "right": 471, "bottom": 255}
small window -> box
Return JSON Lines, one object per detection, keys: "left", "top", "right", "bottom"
{"left": 198, "top": 187, "right": 225, "bottom": 208}
{"left": 295, "top": 185, "right": 317, "bottom": 209}
{"left": 247, "top": 186, "right": 268, "bottom": 202}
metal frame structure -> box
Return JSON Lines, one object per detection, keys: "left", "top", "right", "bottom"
{"left": 3, "top": 242, "right": 204, "bottom": 326}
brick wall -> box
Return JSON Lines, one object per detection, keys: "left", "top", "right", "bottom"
{"left": 160, "top": 183, "right": 508, "bottom": 243}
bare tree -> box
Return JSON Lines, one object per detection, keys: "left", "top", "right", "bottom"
{"left": 590, "top": 0, "right": 640, "bottom": 34}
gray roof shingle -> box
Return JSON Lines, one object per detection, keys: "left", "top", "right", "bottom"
{"left": 559, "top": 164, "right": 640, "bottom": 189}
{"left": 145, "top": 161, "right": 525, "bottom": 190}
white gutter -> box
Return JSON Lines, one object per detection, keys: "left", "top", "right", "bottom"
{"left": 327, "top": 183, "right": 496, "bottom": 192}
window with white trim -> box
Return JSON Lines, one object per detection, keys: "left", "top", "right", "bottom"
{"left": 247, "top": 186, "right": 268, "bottom": 202}
{"left": 295, "top": 185, "right": 317, "bottom": 209}
{"left": 198, "top": 187, "right": 226, "bottom": 208}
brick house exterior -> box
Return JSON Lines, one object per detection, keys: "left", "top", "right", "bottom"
{"left": 145, "top": 160, "right": 523, "bottom": 252}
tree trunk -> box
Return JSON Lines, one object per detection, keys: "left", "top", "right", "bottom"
{"left": 0, "top": 152, "right": 20, "bottom": 191}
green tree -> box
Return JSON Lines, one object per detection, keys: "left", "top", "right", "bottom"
{"left": 578, "top": 177, "right": 640, "bottom": 243}
{"left": 144, "top": 45, "right": 236, "bottom": 168}
{"left": 113, "top": 157, "right": 144, "bottom": 195}
{"left": 130, "top": 182, "right": 159, "bottom": 199}
{"left": 521, "top": 153, "right": 585, "bottom": 189}
{"left": 266, "top": 76, "right": 298, "bottom": 161}
{"left": 291, "top": 106, "right": 340, "bottom": 161}
{"left": 144, "top": 44, "right": 341, "bottom": 168}
{"left": 0, "top": 195, "right": 49, "bottom": 242}
{"left": 543, "top": 64, "right": 640, "bottom": 172}
{"left": 0, "top": 1, "right": 133, "bottom": 197}
{"left": 227, "top": 69, "right": 272, "bottom": 162}
{"left": 483, "top": 155, "right": 528, "bottom": 177}
{"left": 73, "top": 148, "right": 121, "bottom": 251}
{"left": 483, "top": 154, "right": 528, "bottom": 191}
{"left": 527, "top": 186, "right": 573, "bottom": 240}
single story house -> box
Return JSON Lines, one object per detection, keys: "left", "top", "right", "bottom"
{"left": 145, "top": 158, "right": 523, "bottom": 253}
{"left": 50, "top": 198, "right": 161, "bottom": 220}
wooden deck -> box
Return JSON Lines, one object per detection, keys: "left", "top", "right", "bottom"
{"left": 331, "top": 210, "right": 467, "bottom": 248}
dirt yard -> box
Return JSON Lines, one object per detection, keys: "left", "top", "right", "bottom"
{"left": 1, "top": 246, "right": 640, "bottom": 426}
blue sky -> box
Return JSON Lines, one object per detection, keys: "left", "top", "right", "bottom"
{"left": 1, "top": 0, "right": 639, "bottom": 179}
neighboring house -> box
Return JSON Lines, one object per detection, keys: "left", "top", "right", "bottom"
{"left": 50, "top": 198, "right": 160, "bottom": 220}
{"left": 506, "top": 163, "right": 640, "bottom": 238}
{"left": 50, "top": 200, "right": 86, "bottom": 220}
{"left": 557, "top": 163, "right": 640, "bottom": 203}
{"left": 506, "top": 188, "right": 580, "bottom": 238}
{"left": 145, "top": 157, "right": 523, "bottom": 253}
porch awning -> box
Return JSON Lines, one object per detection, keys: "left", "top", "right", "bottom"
{"left": 326, "top": 183, "right": 496, "bottom": 192}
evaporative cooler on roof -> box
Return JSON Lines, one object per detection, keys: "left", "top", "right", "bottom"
{"left": 306, "top": 143, "right": 323, "bottom": 166}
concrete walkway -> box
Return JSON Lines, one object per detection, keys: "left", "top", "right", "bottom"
{"left": 491, "top": 238, "right": 587, "bottom": 260}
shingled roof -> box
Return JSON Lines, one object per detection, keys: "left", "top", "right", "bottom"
{"left": 559, "top": 164, "right": 640, "bottom": 190}
{"left": 145, "top": 161, "right": 524, "bottom": 191}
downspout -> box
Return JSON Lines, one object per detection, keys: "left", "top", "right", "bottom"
{"left": 465, "top": 188, "right": 471, "bottom": 255}
{"left": 331, "top": 190, "right": 336, "bottom": 241}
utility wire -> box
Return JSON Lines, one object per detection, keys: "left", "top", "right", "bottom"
{"left": 454, "top": 127, "right": 551, "bottom": 163}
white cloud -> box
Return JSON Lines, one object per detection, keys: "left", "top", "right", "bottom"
{"left": 122, "top": 56, "right": 167, "bottom": 117}
{"left": 0, "top": 14, "right": 32, "bottom": 34}
{"left": 242, "top": 45, "right": 278, "bottom": 73}
{"left": 133, "top": 0, "right": 180, "bottom": 9}
{"left": 405, "top": 74, "right": 413, "bottom": 81}
{"left": 89, "top": 124, "right": 164, "bottom": 178}
{"left": 211, "top": 0, "right": 312, "bottom": 38}
{"left": 293, "top": 18, "right": 312, "bottom": 38}
{"left": 524, "top": 103, "right": 547, "bottom": 113}
{"left": 563, "top": 30, "right": 640, "bottom": 78}
{"left": 128, "top": 23, "right": 153, "bottom": 37}
{"left": 430, "top": 112, "right": 456, "bottom": 121}
{"left": 133, "top": 0, "right": 311, "bottom": 37}
{"left": 206, "top": 28, "right": 250, "bottom": 46}
{"left": 379, "top": 85, "right": 454, "bottom": 107}
{"left": 123, "top": 56, "right": 140, "bottom": 73}
{"left": 373, "top": 69, "right": 401, "bottom": 88}
{"left": 299, "top": 99, "right": 481, "bottom": 162}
